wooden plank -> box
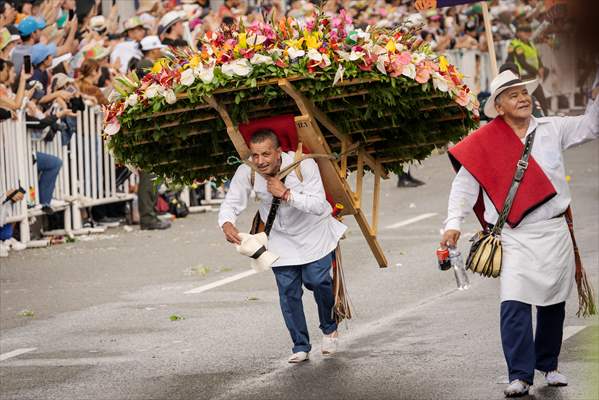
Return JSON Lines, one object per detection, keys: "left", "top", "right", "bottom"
{"left": 355, "top": 150, "right": 364, "bottom": 207}
{"left": 279, "top": 79, "right": 346, "bottom": 142}
{"left": 372, "top": 171, "right": 381, "bottom": 235}
{"left": 340, "top": 139, "right": 348, "bottom": 179}
{"left": 294, "top": 116, "right": 356, "bottom": 216}
{"left": 206, "top": 96, "right": 251, "bottom": 160}
{"left": 354, "top": 208, "right": 388, "bottom": 268}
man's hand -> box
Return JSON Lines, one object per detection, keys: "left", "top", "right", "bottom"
{"left": 440, "top": 229, "right": 461, "bottom": 248}
{"left": 4, "top": 189, "right": 24, "bottom": 203}
{"left": 266, "top": 177, "right": 287, "bottom": 198}
{"left": 592, "top": 87, "right": 599, "bottom": 100}
{"left": 222, "top": 222, "right": 241, "bottom": 245}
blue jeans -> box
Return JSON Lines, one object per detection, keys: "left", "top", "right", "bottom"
{"left": 36, "top": 152, "right": 62, "bottom": 206}
{"left": 273, "top": 252, "right": 337, "bottom": 353}
{"left": 500, "top": 300, "right": 565, "bottom": 384}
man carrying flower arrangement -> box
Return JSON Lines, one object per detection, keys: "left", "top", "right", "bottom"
{"left": 218, "top": 129, "right": 347, "bottom": 363}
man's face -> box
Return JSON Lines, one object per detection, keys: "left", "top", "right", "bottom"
{"left": 172, "top": 21, "right": 184, "bottom": 36}
{"left": 250, "top": 139, "right": 282, "bottom": 176}
{"left": 517, "top": 30, "right": 532, "bottom": 41}
{"left": 495, "top": 86, "right": 532, "bottom": 120}
{"left": 3, "top": 2, "right": 17, "bottom": 23}
{"left": 128, "top": 26, "right": 146, "bottom": 42}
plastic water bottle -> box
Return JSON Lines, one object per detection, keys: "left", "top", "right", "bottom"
{"left": 449, "top": 247, "right": 470, "bottom": 290}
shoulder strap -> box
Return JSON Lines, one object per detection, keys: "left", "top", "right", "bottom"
{"left": 263, "top": 176, "right": 286, "bottom": 236}
{"left": 492, "top": 129, "right": 537, "bottom": 235}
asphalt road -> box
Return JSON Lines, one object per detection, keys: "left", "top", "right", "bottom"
{"left": 1, "top": 142, "right": 598, "bottom": 400}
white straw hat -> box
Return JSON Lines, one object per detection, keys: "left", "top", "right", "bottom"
{"left": 484, "top": 70, "right": 538, "bottom": 119}
{"left": 140, "top": 35, "right": 166, "bottom": 51}
{"left": 236, "top": 232, "right": 279, "bottom": 272}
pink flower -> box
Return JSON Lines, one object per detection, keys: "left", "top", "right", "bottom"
{"left": 455, "top": 89, "right": 470, "bottom": 107}
{"left": 397, "top": 51, "right": 412, "bottom": 65}
{"left": 415, "top": 64, "right": 432, "bottom": 84}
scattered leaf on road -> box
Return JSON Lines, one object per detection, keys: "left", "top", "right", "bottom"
{"left": 170, "top": 314, "right": 184, "bottom": 321}
{"left": 18, "top": 309, "right": 35, "bottom": 317}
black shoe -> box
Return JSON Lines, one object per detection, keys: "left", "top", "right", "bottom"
{"left": 42, "top": 205, "right": 55, "bottom": 215}
{"left": 140, "top": 220, "right": 171, "bottom": 230}
{"left": 397, "top": 176, "right": 425, "bottom": 188}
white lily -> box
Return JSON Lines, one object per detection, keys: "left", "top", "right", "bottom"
{"left": 307, "top": 48, "right": 322, "bottom": 62}
{"left": 145, "top": 84, "right": 161, "bottom": 99}
{"left": 336, "top": 50, "right": 352, "bottom": 61}
{"left": 104, "top": 120, "right": 121, "bottom": 136}
{"left": 320, "top": 53, "right": 331, "bottom": 67}
{"left": 402, "top": 63, "right": 416, "bottom": 79}
{"left": 163, "top": 89, "right": 177, "bottom": 104}
{"left": 221, "top": 58, "right": 252, "bottom": 77}
{"left": 247, "top": 34, "right": 267, "bottom": 47}
{"left": 333, "top": 64, "right": 345, "bottom": 86}
{"left": 376, "top": 54, "right": 389, "bottom": 75}
{"left": 126, "top": 93, "right": 138, "bottom": 107}
{"left": 250, "top": 53, "right": 274, "bottom": 65}
{"left": 287, "top": 46, "right": 305, "bottom": 60}
{"left": 180, "top": 68, "right": 196, "bottom": 86}
{"left": 432, "top": 72, "right": 449, "bottom": 92}
{"left": 195, "top": 65, "right": 215, "bottom": 83}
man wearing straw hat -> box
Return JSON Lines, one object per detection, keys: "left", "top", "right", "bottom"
{"left": 219, "top": 129, "right": 347, "bottom": 364}
{"left": 441, "top": 69, "right": 598, "bottom": 397}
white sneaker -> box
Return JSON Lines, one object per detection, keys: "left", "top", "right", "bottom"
{"left": 321, "top": 332, "right": 338, "bottom": 355}
{"left": 0, "top": 242, "right": 9, "bottom": 257}
{"left": 544, "top": 370, "right": 568, "bottom": 387}
{"left": 504, "top": 380, "right": 530, "bottom": 398}
{"left": 6, "top": 238, "right": 26, "bottom": 251}
{"left": 288, "top": 351, "right": 309, "bottom": 364}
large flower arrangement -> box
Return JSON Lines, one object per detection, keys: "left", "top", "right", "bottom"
{"left": 105, "top": 10, "right": 479, "bottom": 183}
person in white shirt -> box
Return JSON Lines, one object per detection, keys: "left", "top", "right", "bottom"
{"left": 441, "top": 70, "right": 599, "bottom": 398}
{"left": 110, "top": 17, "right": 146, "bottom": 76}
{"left": 218, "top": 129, "right": 347, "bottom": 363}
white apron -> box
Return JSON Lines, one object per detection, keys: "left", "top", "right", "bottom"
{"left": 500, "top": 217, "right": 575, "bottom": 306}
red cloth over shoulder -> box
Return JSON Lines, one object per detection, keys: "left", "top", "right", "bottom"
{"left": 448, "top": 117, "right": 557, "bottom": 228}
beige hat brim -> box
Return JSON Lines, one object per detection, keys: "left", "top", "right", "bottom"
{"left": 484, "top": 78, "right": 538, "bottom": 119}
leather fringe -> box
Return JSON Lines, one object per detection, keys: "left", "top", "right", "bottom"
{"left": 565, "top": 207, "right": 597, "bottom": 317}
{"left": 332, "top": 245, "right": 352, "bottom": 324}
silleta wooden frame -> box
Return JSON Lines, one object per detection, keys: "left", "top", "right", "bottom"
{"left": 207, "top": 78, "right": 389, "bottom": 268}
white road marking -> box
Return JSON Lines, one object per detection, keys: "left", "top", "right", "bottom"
{"left": 0, "top": 348, "right": 37, "bottom": 362}
{"left": 184, "top": 270, "right": 257, "bottom": 294}
{"left": 385, "top": 213, "right": 438, "bottom": 229}
{"left": 562, "top": 325, "right": 587, "bottom": 342}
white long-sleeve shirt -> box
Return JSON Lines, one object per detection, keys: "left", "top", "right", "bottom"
{"left": 445, "top": 97, "right": 599, "bottom": 232}
{"left": 218, "top": 151, "right": 347, "bottom": 266}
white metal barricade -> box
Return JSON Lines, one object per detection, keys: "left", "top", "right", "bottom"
{"left": 70, "top": 106, "right": 135, "bottom": 230}
{"left": 0, "top": 112, "right": 30, "bottom": 242}
{"left": 26, "top": 122, "right": 73, "bottom": 237}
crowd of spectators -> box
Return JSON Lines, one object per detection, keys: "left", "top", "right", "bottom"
{"left": 0, "top": 0, "right": 591, "bottom": 255}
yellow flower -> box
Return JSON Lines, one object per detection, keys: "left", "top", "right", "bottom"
{"left": 238, "top": 32, "right": 247, "bottom": 49}
{"left": 286, "top": 37, "right": 304, "bottom": 49}
{"left": 304, "top": 31, "right": 322, "bottom": 49}
{"left": 189, "top": 54, "right": 201, "bottom": 68}
{"left": 385, "top": 39, "right": 396, "bottom": 53}
{"left": 151, "top": 60, "right": 163, "bottom": 74}
{"left": 439, "top": 55, "right": 449, "bottom": 73}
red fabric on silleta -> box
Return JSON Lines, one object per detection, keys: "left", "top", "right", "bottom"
{"left": 239, "top": 115, "right": 311, "bottom": 153}
{"left": 238, "top": 115, "right": 334, "bottom": 209}
{"left": 448, "top": 117, "right": 557, "bottom": 229}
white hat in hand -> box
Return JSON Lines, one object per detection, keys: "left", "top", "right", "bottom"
{"left": 236, "top": 232, "right": 279, "bottom": 272}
